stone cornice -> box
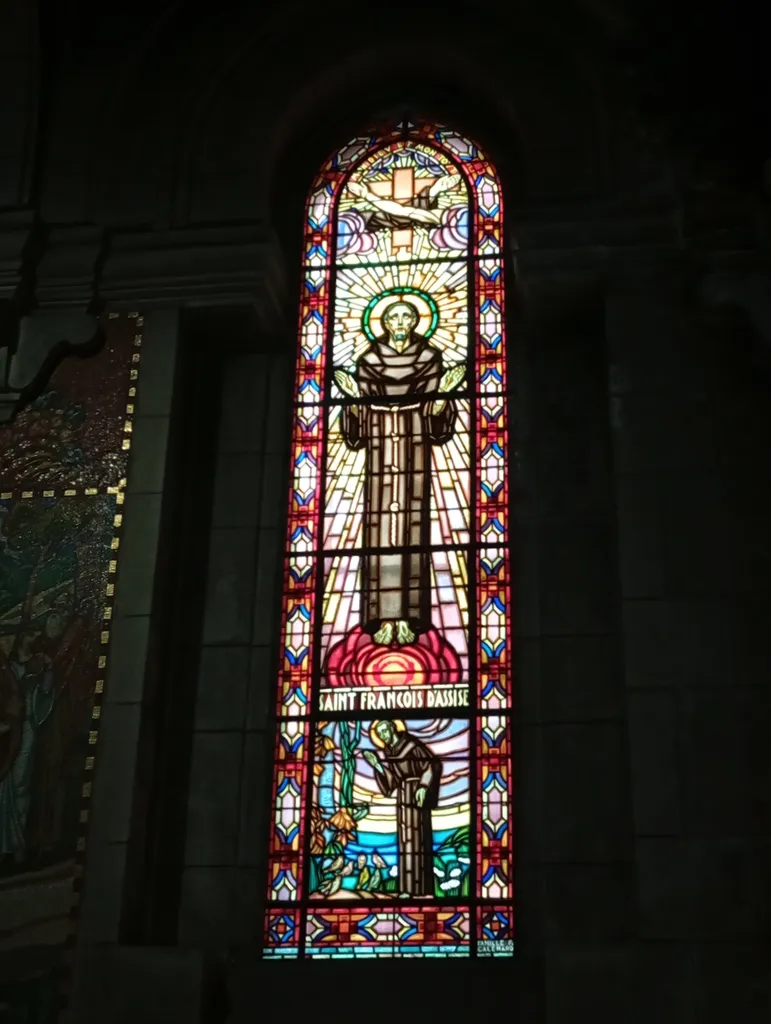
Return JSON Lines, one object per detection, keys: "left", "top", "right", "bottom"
{"left": 0, "top": 219, "right": 289, "bottom": 318}
{"left": 0, "top": 222, "right": 289, "bottom": 420}
{"left": 0, "top": 210, "right": 36, "bottom": 303}
{"left": 35, "top": 226, "right": 104, "bottom": 308}
{"left": 98, "top": 224, "right": 287, "bottom": 323}
{"left": 516, "top": 239, "right": 767, "bottom": 283}
{"left": 1, "top": 209, "right": 765, "bottom": 314}
{"left": 0, "top": 209, "right": 767, "bottom": 421}
{"left": 513, "top": 205, "right": 681, "bottom": 252}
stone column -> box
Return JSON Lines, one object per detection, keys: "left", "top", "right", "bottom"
{"left": 507, "top": 273, "right": 638, "bottom": 1024}
{"left": 66, "top": 308, "right": 207, "bottom": 1022}
{"left": 606, "top": 267, "right": 771, "bottom": 1021}
{"left": 177, "top": 343, "right": 292, "bottom": 949}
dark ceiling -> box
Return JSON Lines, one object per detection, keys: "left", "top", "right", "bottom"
{"left": 40, "top": 0, "right": 767, "bottom": 185}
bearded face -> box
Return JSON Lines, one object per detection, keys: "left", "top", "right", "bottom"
{"left": 382, "top": 303, "right": 418, "bottom": 352}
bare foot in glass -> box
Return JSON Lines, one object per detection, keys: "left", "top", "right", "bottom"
{"left": 373, "top": 621, "right": 395, "bottom": 645}
{"left": 396, "top": 619, "right": 416, "bottom": 645}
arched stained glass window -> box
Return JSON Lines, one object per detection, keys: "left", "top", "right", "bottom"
{"left": 263, "top": 121, "right": 514, "bottom": 959}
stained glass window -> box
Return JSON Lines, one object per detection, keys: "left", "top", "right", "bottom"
{"left": 263, "top": 121, "right": 514, "bottom": 959}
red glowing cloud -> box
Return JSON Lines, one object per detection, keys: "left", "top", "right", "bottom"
{"left": 325, "top": 626, "right": 461, "bottom": 689}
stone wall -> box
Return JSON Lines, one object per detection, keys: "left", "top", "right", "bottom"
{"left": 0, "top": 4, "right": 769, "bottom": 1022}
{"left": 177, "top": 346, "right": 291, "bottom": 948}
{"left": 607, "top": 280, "right": 771, "bottom": 1021}
{"left": 9, "top": 268, "right": 769, "bottom": 1024}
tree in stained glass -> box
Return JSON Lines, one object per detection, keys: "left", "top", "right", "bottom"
{"left": 264, "top": 122, "right": 514, "bottom": 959}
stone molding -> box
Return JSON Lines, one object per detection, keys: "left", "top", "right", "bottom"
{"left": 0, "top": 206, "right": 762, "bottom": 312}
{"left": 0, "top": 210, "right": 36, "bottom": 304}
{"left": 0, "top": 220, "right": 288, "bottom": 420}
{"left": 0, "top": 206, "right": 766, "bottom": 421}
{"left": 99, "top": 224, "right": 287, "bottom": 318}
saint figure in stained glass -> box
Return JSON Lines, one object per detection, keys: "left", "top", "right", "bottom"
{"left": 363, "top": 719, "right": 441, "bottom": 897}
{"left": 265, "top": 124, "right": 513, "bottom": 960}
{"left": 335, "top": 301, "right": 464, "bottom": 646}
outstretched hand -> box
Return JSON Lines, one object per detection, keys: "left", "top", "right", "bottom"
{"left": 429, "top": 173, "right": 461, "bottom": 197}
{"left": 347, "top": 181, "right": 371, "bottom": 201}
{"left": 334, "top": 369, "right": 360, "bottom": 398}
{"left": 364, "top": 749, "right": 384, "bottom": 774}
{"left": 438, "top": 365, "right": 465, "bottom": 394}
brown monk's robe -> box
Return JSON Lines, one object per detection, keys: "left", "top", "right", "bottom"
{"left": 340, "top": 333, "right": 456, "bottom": 635}
{"left": 375, "top": 730, "right": 442, "bottom": 896}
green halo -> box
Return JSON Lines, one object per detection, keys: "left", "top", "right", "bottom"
{"left": 362, "top": 287, "right": 439, "bottom": 342}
